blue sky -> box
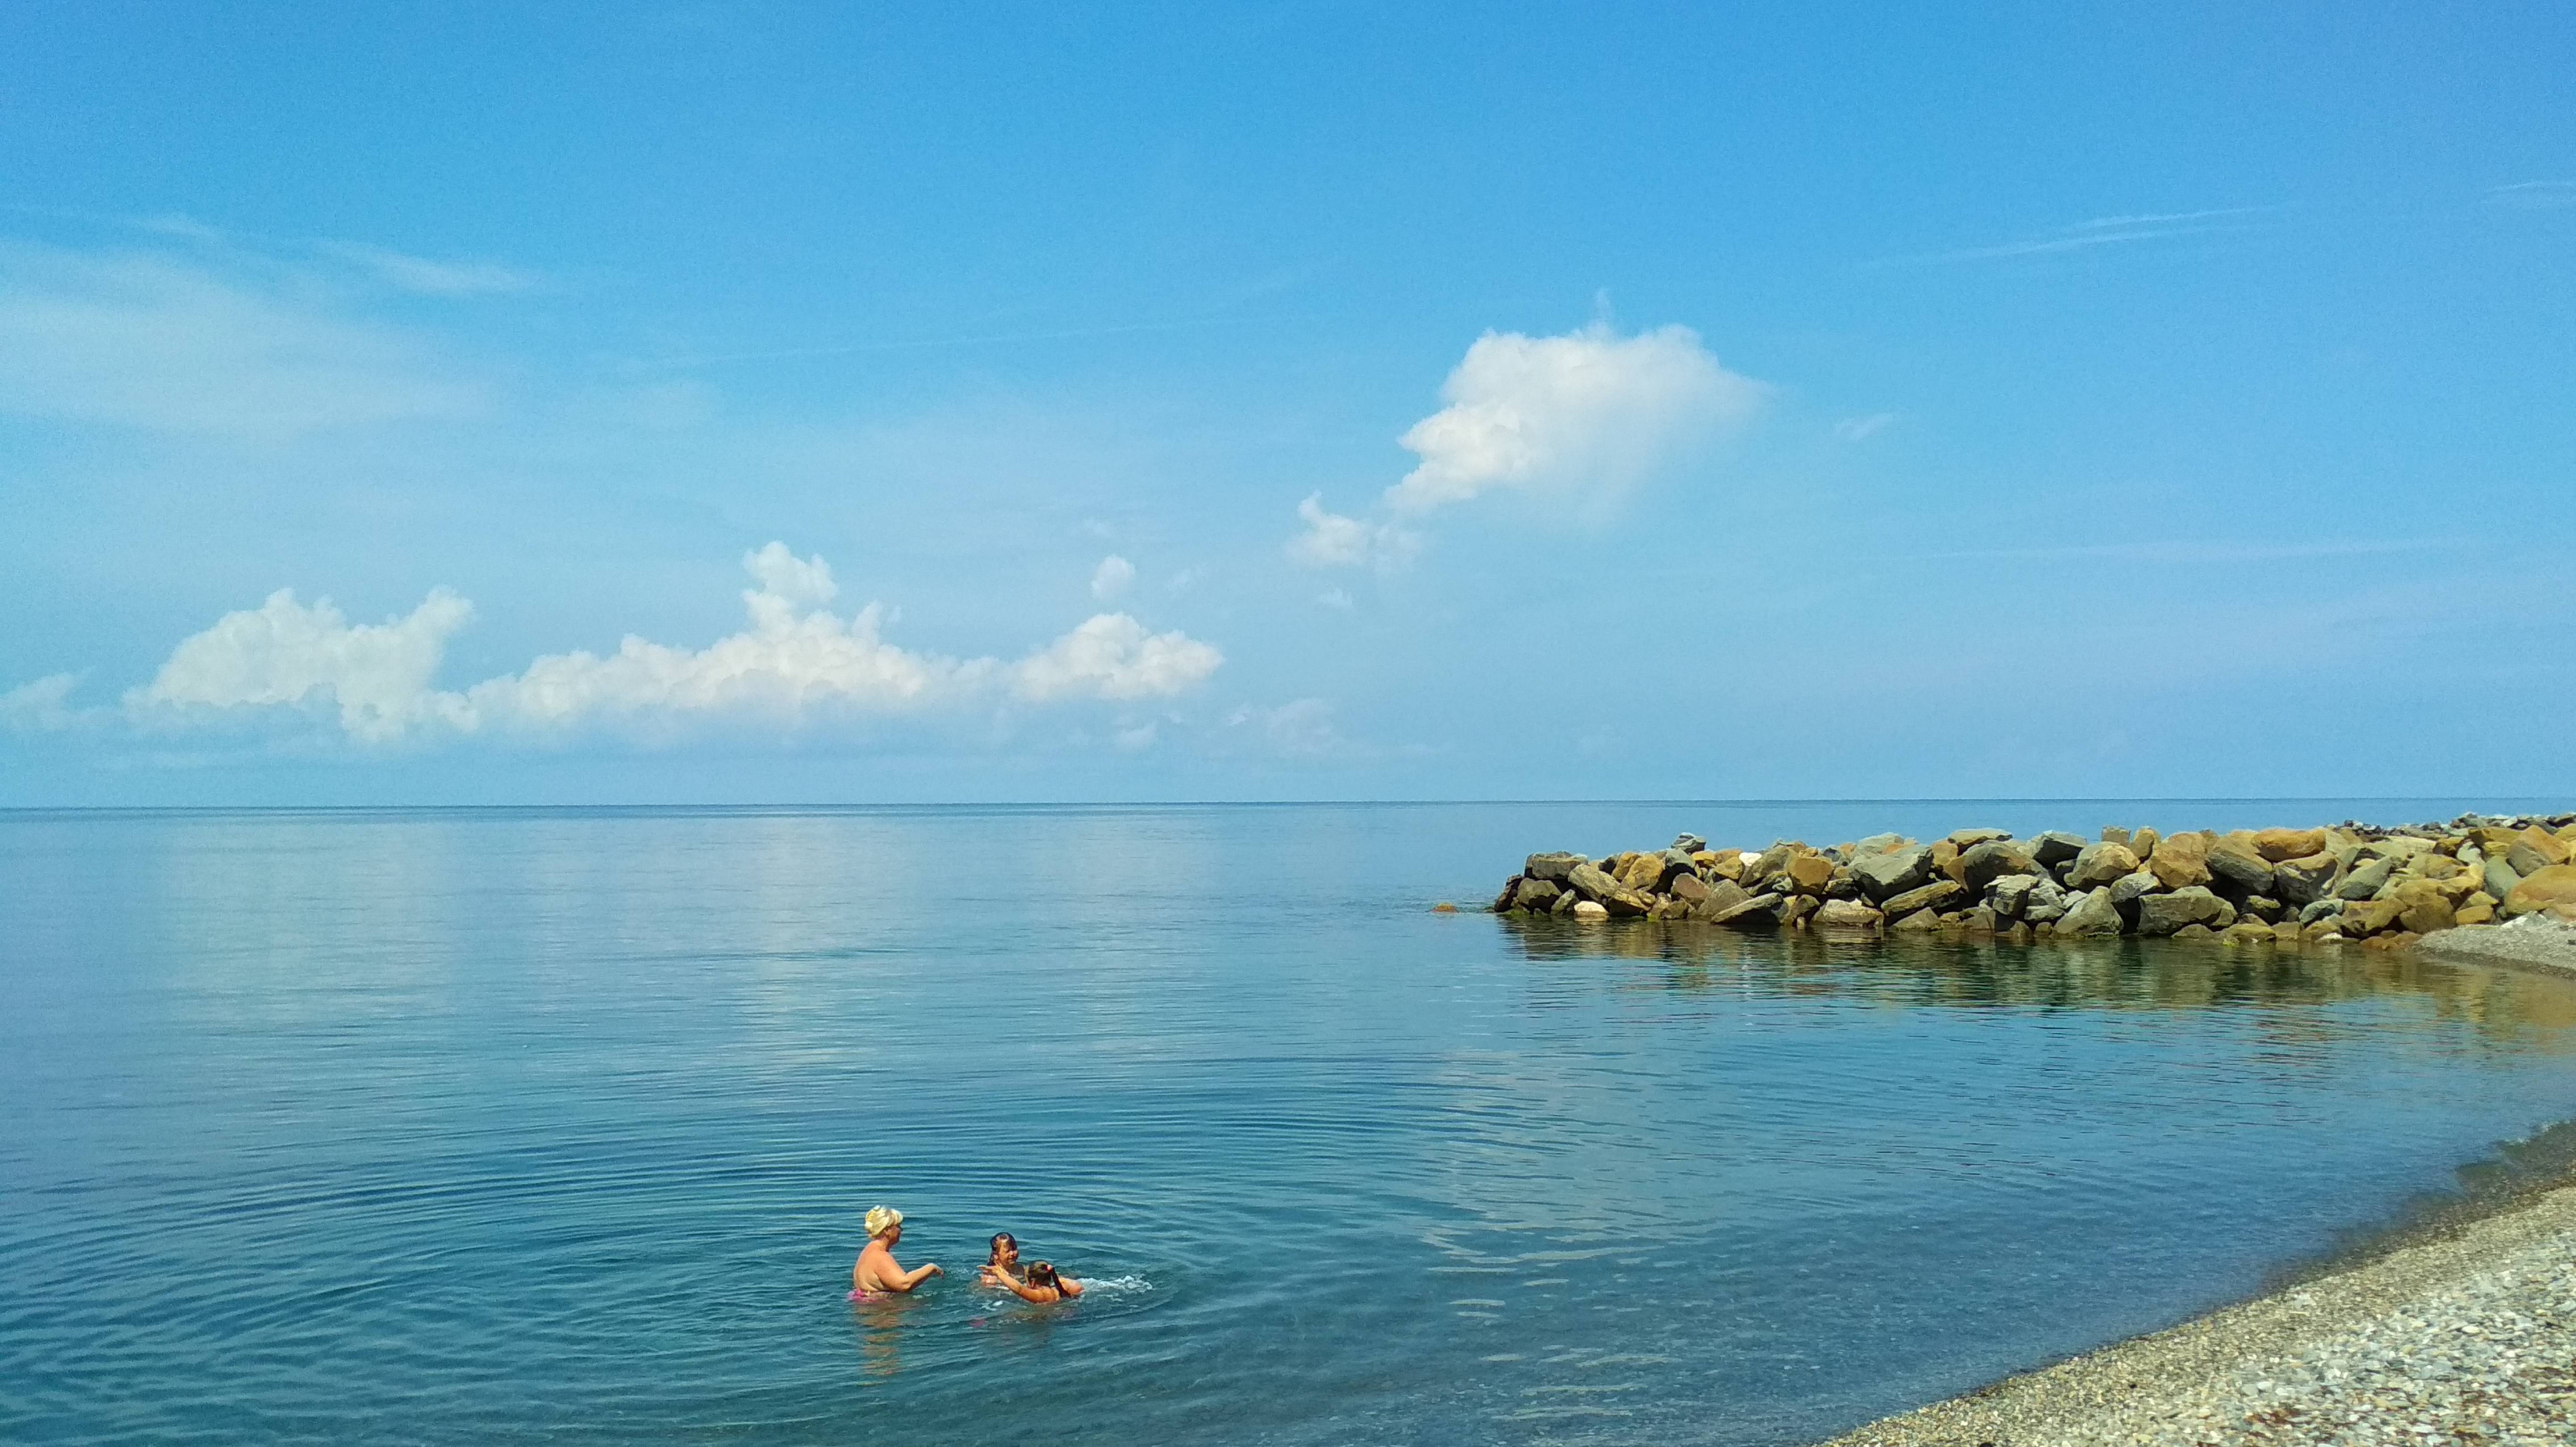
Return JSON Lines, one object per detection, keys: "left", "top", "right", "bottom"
{"left": 2, "top": 3, "right": 2570, "bottom": 805}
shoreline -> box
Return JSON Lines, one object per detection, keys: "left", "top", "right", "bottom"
{"left": 1816, "top": 1153, "right": 2576, "bottom": 1446}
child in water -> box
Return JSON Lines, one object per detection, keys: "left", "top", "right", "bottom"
{"left": 981, "top": 1231, "right": 1083, "bottom": 1301}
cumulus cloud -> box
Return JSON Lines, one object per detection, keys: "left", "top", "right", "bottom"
{"left": 1090, "top": 554, "right": 1135, "bottom": 601}
{"left": 0, "top": 673, "right": 87, "bottom": 732}
{"left": 83, "top": 544, "right": 1222, "bottom": 747}
{"left": 1288, "top": 322, "right": 1764, "bottom": 567}
{"left": 1385, "top": 323, "right": 1763, "bottom": 515}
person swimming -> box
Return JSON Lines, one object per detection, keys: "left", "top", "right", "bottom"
{"left": 986, "top": 1258, "right": 1075, "bottom": 1304}
{"left": 980, "top": 1231, "right": 1082, "bottom": 1298}
{"left": 850, "top": 1206, "right": 941, "bottom": 1298}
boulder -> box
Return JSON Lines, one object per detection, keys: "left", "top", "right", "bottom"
{"left": 1671, "top": 833, "right": 1708, "bottom": 854}
{"left": 2238, "top": 895, "right": 2283, "bottom": 923}
{"left": 2023, "top": 877, "right": 2071, "bottom": 923}
{"left": 1781, "top": 895, "right": 1820, "bottom": 927}
{"left": 2028, "top": 831, "right": 2088, "bottom": 868}
{"left": 2221, "top": 922, "right": 2277, "bottom": 946}
{"left": 2109, "top": 870, "right": 2164, "bottom": 908}
{"left": 2055, "top": 888, "right": 2124, "bottom": 938}
{"left": 2136, "top": 886, "right": 2232, "bottom": 936}
{"left": 2145, "top": 832, "right": 2212, "bottom": 891}
{"left": 1740, "top": 844, "right": 1793, "bottom": 893}
{"left": 2100, "top": 826, "right": 2133, "bottom": 845}
{"left": 1881, "top": 879, "right": 1965, "bottom": 918}
{"left": 1959, "top": 840, "right": 2039, "bottom": 893}
{"left": 1948, "top": 828, "right": 2012, "bottom": 847}
{"left": 1513, "top": 877, "right": 1563, "bottom": 912}
{"left": 1667, "top": 872, "right": 1712, "bottom": 905}
{"left": 1702, "top": 851, "right": 1746, "bottom": 883}
{"left": 1687, "top": 879, "right": 1753, "bottom": 921}
{"left": 1985, "top": 874, "right": 2041, "bottom": 919}
{"left": 1888, "top": 907, "right": 1941, "bottom": 932}
{"left": 2455, "top": 899, "right": 2497, "bottom": 926}
{"left": 2067, "top": 841, "right": 2141, "bottom": 890}
{"left": 1850, "top": 833, "right": 1907, "bottom": 859}
{"left": 1525, "top": 852, "right": 1586, "bottom": 883}
{"left": 2206, "top": 843, "right": 2275, "bottom": 897}
{"left": 1813, "top": 898, "right": 1884, "bottom": 933}
{"left": 1851, "top": 844, "right": 1936, "bottom": 900}
{"left": 2504, "top": 865, "right": 2576, "bottom": 919}
{"left": 1618, "top": 853, "right": 1671, "bottom": 892}
{"left": 1567, "top": 863, "right": 1652, "bottom": 916}
{"left": 2272, "top": 853, "right": 2339, "bottom": 906}
{"left": 2298, "top": 898, "right": 2346, "bottom": 925}
{"left": 2393, "top": 879, "right": 2456, "bottom": 936}
{"left": 1930, "top": 839, "right": 1963, "bottom": 885}
{"left": 2334, "top": 855, "right": 2397, "bottom": 901}
{"left": 2251, "top": 827, "right": 2329, "bottom": 862}
{"left": 2340, "top": 897, "right": 2404, "bottom": 937}
{"left": 1571, "top": 900, "right": 1610, "bottom": 922}
{"left": 1958, "top": 906, "right": 1998, "bottom": 935}
{"left": 2516, "top": 827, "right": 2572, "bottom": 867}
{"left": 2413, "top": 853, "right": 2466, "bottom": 882}
{"left": 1550, "top": 889, "right": 1577, "bottom": 916}
{"left": 2172, "top": 922, "right": 2218, "bottom": 941}
{"left": 2133, "top": 826, "right": 2161, "bottom": 861}
{"left": 1495, "top": 877, "right": 1526, "bottom": 912}
{"left": 2483, "top": 856, "right": 2524, "bottom": 903}
{"left": 1708, "top": 892, "right": 1784, "bottom": 929}
{"left": 2506, "top": 840, "right": 2556, "bottom": 878}
{"left": 1786, "top": 853, "right": 1836, "bottom": 895}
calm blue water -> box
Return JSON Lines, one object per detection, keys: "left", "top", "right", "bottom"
{"left": 7, "top": 801, "right": 2576, "bottom": 1446}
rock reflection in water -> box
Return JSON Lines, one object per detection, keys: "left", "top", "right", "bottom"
{"left": 1498, "top": 915, "right": 2576, "bottom": 1046}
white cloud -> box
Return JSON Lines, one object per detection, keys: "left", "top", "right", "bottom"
{"left": 313, "top": 241, "right": 536, "bottom": 296}
{"left": 0, "top": 673, "right": 87, "bottom": 732}
{"left": 2488, "top": 180, "right": 2576, "bottom": 210}
{"left": 130, "top": 588, "right": 477, "bottom": 742}
{"left": 0, "top": 241, "right": 487, "bottom": 436}
{"left": 97, "top": 544, "right": 1222, "bottom": 747}
{"left": 1090, "top": 553, "right": 1135, "bottom": 601}
{"left": 1010, "top": 613, "right": 1224, "bottom": 702}
{"left": 1287, "top": 323, "right": 1763, "bottom": 567}
{"left": 1383, "top": 323, "right": 1764, "bottom": 515}
{"left": 1835, "top": 412, "right": 1898, "bottom": 441}
{"left": 1288, "top": 494, "right": 1418, "bottom": 572}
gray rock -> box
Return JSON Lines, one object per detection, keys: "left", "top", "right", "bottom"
{"left": 1667, "top": 872, "right": 1711, "bottom": 905}
{"left": 2506, "top": 840, "right": 2554, "bottom": 877}
{"left": 2109, "top": 870, "right": 2164, "bottom": 907}
{"left": 1880, "top": 878, "right": 1964, "bottom": 918}
{"left": 2022, "top": 876, "right": 2071, "bottom": 923}
{"left": 1887, "top": 907, "right": 1941, "bottom": 932}
{"left": 1513, "top": 877, "right": 1562, "bottom": 911}
{"left": 1525, "top": 852, "right": 1586, "bottom": 883}
{"left": 2485, "top": 856, "right": 2525, "bottom": 903}
{"left": 2334, "top": 855, "right": 2396, "bottom": 901}
{"left": 2272, "top": 853, "right": 2339, "bottom": 906}
{"left": 2056, "top": 887, "right": 2124, "bottom": 937}
{"left": 1813, "top": 898, "right": 1883, "bottom": 933}
{"left": 1549, "top": 889, "right": 1576, "bottom": 916}
{"left": 2206, "top": 845, "right": 2276, "bottom": 896}
{"left": 1566, "top": 863, "right": 1651, "bottom": 916}
{"left": 2137, "top": 886, "right": 2234, "bottom": 936}
{"left": 1850, "top": 832, "right": 1906, "bottom": 859}
{"left": 1707, "top": 892, "right": 1783, "bottom": 928}
{"left": 1686, "top": 878, "right": 1751, "bottom": 921}
{"left": 2298, "top": 898, "right": 2345, "bottom": 925}
{"left": 1851, "top": 844, "right": 1935, "bottom": 901}
{"left": 1959, "top": 840, "right": 2038, "bottom": 893}
{"left": 1670, "top": 833, "right": 1707, "bottom": 854}
{"left": 1985, "top": 873, "right": 2041, "bottom": 919}
{"left": 1948, "top": 828, "right": 2012, "bottom": 847}
{"left": 1739, "top": 843, "right": 1794, "bottom": 893}
{"left": 2028, "top": 831, "right": 2088, "bottom": 868}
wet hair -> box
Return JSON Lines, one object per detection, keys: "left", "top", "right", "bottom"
{"left": 988, "top": 1232, "right": 1016, "bottom": 1264}
{"left": 1025, "top": 1262, "right": 1062, "bottom": 1295}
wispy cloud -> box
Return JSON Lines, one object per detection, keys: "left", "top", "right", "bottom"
{"left": 314, "top": 241, "right": 536, "bottom": 296}
{"left": 1834, "top": 412, "right": 1897, "bottom": 442}
{"left": 1894, "top": 206, "right": 2278, "bottom": 265}
{"left": 2487, "top": 181, "right": 2576, "bottom": 211}
{"left": 1925, "top": 537, "right": 2459, "bottom": 565}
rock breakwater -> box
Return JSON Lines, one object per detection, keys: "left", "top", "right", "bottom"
{"left": 1492, "top": 812, "right": 2576, "bottom": 953}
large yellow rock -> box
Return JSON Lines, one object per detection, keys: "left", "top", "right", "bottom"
{"left": 1787, "top": 853, "right": 1836, "bottom": 894}
{"left": 2518, "top": 827, "right": 2572, "bottom": 866}
{"left": 2145, "top": 832, "right": 2211, "bottom": 890}
{"left": 2504, "top": 865, "right": 2576, "bottom": 918}
{"left": 2393, "top": 879, "right": 2456, "bottom": 935}
{"left": 2251, "top": 828, "right": 2328, "bottom": 862}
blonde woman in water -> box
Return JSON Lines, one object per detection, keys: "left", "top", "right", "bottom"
{"left": 850, "top": 1207, "right": 941, "bottom": 1298}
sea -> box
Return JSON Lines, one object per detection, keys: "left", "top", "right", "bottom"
{"left": 6, "top": 800, "right": 2576, "bottom": 1445}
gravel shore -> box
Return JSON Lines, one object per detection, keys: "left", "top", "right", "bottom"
{"left": 1820, "top": 1185, "right": 2576, "bottom": 1447}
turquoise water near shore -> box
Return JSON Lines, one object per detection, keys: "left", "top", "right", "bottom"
{"left": 6, "top": 801, "right": 2576, "bottom": 1445}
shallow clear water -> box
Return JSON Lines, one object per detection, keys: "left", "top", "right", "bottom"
{"left": 7, "top": 801, "right": 2576, "bottom": 1446}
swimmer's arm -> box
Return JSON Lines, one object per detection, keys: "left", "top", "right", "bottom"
{"left": 1059, "top": 1276, "right": 1083, "bottom": 1297}
{"left": 988, "top": 1266, "right": 1055, "bottom": 1303}
{"left": 895, "top": 1261, "right": 942, "bottom": 1290}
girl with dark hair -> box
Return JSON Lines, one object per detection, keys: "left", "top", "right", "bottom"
{"left": 990, "top": 1259, "right": 1075, "bottom": 1304}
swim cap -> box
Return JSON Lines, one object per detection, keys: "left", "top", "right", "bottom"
{"left": 864, "top": 1206, "right": 903, "bottom": 1238}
